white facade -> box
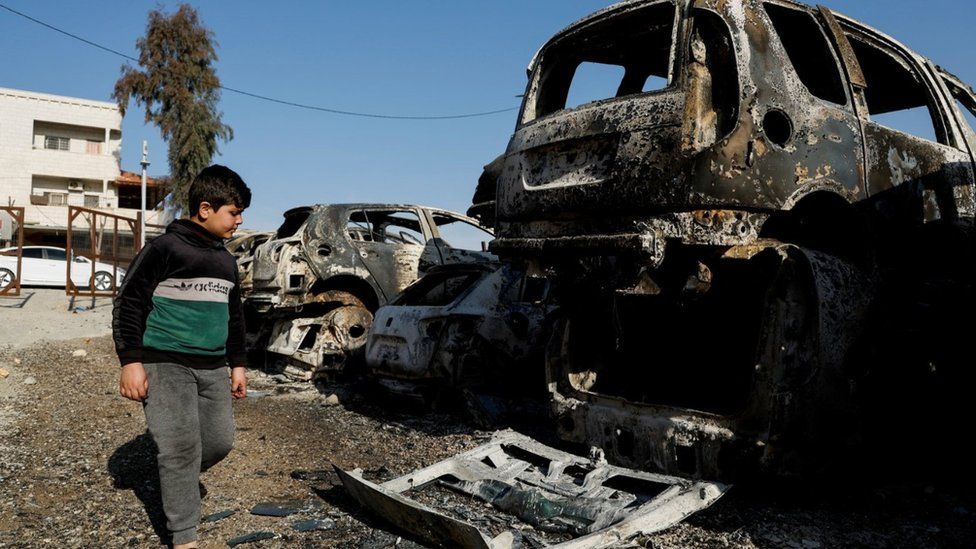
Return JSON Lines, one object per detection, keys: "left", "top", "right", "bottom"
{"left": 0, "top": 86, "right": 160, "bottom": 234}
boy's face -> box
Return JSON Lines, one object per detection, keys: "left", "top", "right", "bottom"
{"left": 197, "top": 202, "right": 244, "bottom": 239}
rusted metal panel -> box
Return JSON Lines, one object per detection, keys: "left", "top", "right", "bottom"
{"left": 817, "top": 5, "right": 866, "bottom": 89}
{"left": 65, "top": 206, "right": 137, "bottom": 301}
{"left": 337, "top": 430, "right": 727, "bottom": 548}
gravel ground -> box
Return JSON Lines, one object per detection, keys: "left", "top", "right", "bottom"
{"left": 0, "top": 336, "right": 973, "bottom": 548}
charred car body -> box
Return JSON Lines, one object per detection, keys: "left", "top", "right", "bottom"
{"left": 225, "top": 230, "right": 274, "bottom": 298}
{"left": 366, "top": 262, "right": 554, "bottom": 411}
{"left": 472, "top": 0, "right": 976, "bottom": 479}
{"left": 247, "top": 203, "right": 493, "bottom": 380}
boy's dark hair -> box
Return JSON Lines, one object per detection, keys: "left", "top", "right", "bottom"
{"left": 188, "top": 165, "right": 252, "bottom": 217}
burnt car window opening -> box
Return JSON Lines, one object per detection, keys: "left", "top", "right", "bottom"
{"left": 275, "top": 209, "right": 312, "bottom": 239}
{"left": 395, "top": 270, "right": 484, "bottom": 307}
{"left": 846, "top": 34, "right": 942, "bottom": 143}
{"left": 348, "top": 210, "right": 426, "bottom": 246}
{"left": 944, "top": 80, "right": 976, "bottom": 146}
{"left": 532, "top": 1, "right": 676, "bottom": 120}
{"left": 346, "top": 211, "right": 374, "bottom": 242}
{"left": 432, "top": 214, "right": 492, "bottom": 252}
{"left": 565, "top": 63, "right": 628, "bottom": 111}
{"left": 955, "top": 99, "right": 976, "bottom": 144}
{"left": 763, "top": 3, "right": 847, "bottom": 105}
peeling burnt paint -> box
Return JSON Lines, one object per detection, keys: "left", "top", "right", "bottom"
{"left": 224, "top": 231, "right": 274, "bottom": 297}
{"left": 245, "top": 204, "right": 494, "bottom": 380}
{"left": 476, "top": 0, "right": 976, "bottom": 480}
{"left": 366, "top": 263, "right": 555, "bottom": 409}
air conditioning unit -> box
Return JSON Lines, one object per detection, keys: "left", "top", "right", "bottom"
{"left": 68, "top": 180, "right": 84, "bottom": 192}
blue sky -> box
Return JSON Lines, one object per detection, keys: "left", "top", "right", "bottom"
{"left": 1, "top": 0, "right": 973, "bottom": 230}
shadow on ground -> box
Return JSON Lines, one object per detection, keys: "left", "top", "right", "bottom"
{"left": 0, "top": 291, "right": 34, "bottom": 308}
{"left": 107, "top": 432, "right": 169, "bottom": 545}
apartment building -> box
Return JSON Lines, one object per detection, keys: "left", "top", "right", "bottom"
{"left": 0, "top": 86, "right": 163, "bottom": 245}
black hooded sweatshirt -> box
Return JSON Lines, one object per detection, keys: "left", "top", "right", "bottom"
{"left": 112, "top": 219, "right": 246, "bottom": 369}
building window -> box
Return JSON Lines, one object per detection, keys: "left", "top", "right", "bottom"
{"left": 44, "top": 136, "right": 70, "bottom": 151}
{"left": 84, "top": 195, "right": 100, "bottom": 208}
{"left": 86, "top": 140, "right": 102, "bottom": 155}
{"left": 46, "top": 193, "right": 68, "bottom": 206}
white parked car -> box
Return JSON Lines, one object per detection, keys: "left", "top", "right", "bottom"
{"left": 0, "top": 246, "right": 126, "bottom": 291}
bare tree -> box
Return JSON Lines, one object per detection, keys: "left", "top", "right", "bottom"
{"left": 113, "top": 4, "right": 232, "bottom": 213}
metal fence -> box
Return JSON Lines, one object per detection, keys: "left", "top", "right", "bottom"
{"left": 0, "top": 207, "right": 25, "bottom": 297}
{"left": 66, "top": 206, "right": 140, "bottom": 301}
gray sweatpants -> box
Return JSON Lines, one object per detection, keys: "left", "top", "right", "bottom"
{"left": 144, "top": 363, "right": 235, "bottom": 545}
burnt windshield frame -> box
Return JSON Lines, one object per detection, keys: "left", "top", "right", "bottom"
{"left": 521, "top": 0, "right": 680, "bottom": 125}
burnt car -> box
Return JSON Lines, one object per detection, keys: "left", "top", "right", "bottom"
{"left": 247, "top": 203, "right": 493, "bottom": 380}
{"left": 472, "top": 0, "right": 976, "bottom": 479}
{"left": 224, "top": 230, "right": 274, "bottom": 298}
{"left": 366, "top": 263, "right": 554, "bottom": 410}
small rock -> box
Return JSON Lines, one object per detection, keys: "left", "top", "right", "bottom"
{"left": 12, "top": 358, "right": 21, "bottom": 365}
{"left": 72, "top": 349, "right": 87, "bottom": 357}
{"left": 321, "top": 394, "right": 340, "bottom": 407}
{"left": 801, "top": 539, "right": 821, "bottom": 549}
{"left": 360, "top": 531, "right": 399, "bottom": 549}
{"left": 250, "top": 500, "right": 304, "bottom": 517}
{"left": 202, "top": 509, "right": 235, "bottom": 523}
{"left": 227, "top": 531, "right": 276, "bottom": 546}
{"left": 0, "top": 368, "right": 8, "bottom": 379}
{"left": 292, "top": 518, "right": 335, "bottom": 532}
{"left": 22, "top": 376, "right": 36, "bottom": 385}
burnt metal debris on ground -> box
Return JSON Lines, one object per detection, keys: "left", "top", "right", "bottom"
{"left": 0, "top": 337, "right": 972, "bottom": 547}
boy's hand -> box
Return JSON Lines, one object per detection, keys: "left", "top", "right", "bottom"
{"left": 230, "top": 366, "right": 247, "bottom": 399}
{"left": 120, "top": 362, "right": 148, "bottom": 402}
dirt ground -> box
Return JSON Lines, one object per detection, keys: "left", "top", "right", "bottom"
{"left": 0, "top": 334, "right": 973, "bottom": 548}
{"left": 0, "top": 289, "right": 114, "bottom": 349}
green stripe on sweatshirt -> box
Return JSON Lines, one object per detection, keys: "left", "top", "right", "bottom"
{"left": 143, "top": 295, "right": 230, "bottom": 356}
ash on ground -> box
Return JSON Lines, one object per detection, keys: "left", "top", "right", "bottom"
{"left": 0, "top": 336, "right": 972, "bottom": 548}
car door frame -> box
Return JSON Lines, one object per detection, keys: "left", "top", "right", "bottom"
{"left": 346, "top": 206, "right": 438, "bottom": 299}
{"left": 422, "top": 208, "right": 495, "bottom": 263}
{"left": 827, "top": 10, "right": 976, "bottom": 220}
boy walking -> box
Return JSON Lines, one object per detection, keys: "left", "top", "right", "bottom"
{"left": 114, "top": 165, "right": 252, "bottom": 548}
